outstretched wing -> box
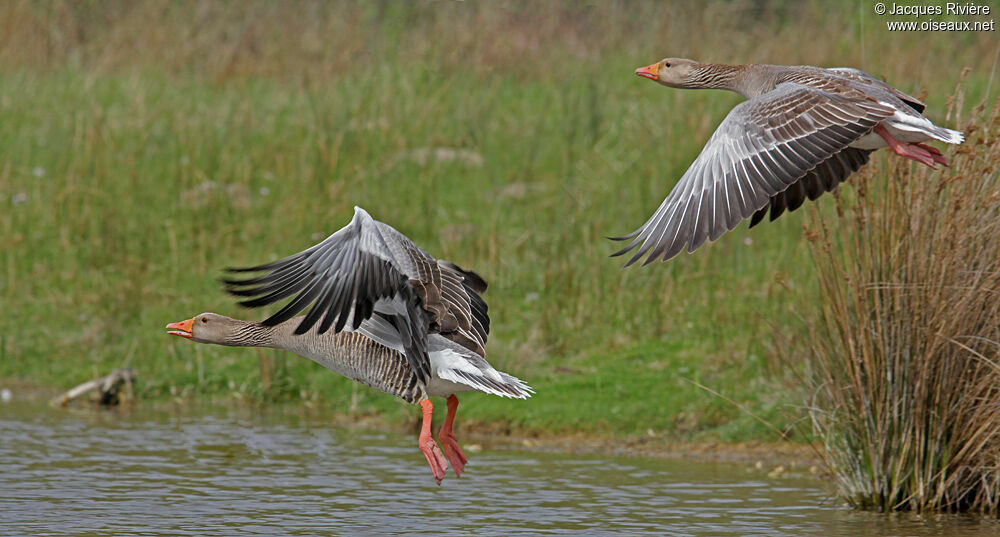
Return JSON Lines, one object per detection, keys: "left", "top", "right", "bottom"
{"left": 224, "top": 206, "right": 433, "bottom": 382}
{"left": 436, "top": 260, "right": 490, "bottom": 355}
{"left": 826, "top": 67, "right": 926, "bottom": 113}
{"left": 223, "top": 206, "right": 491, "bottom": 383}
{"left": 611, "top": 82, "right": 894, "bottom": 266}
{"left": 366, "top": 220, "right": 490, "bottom": 356}
{"left": 747, "top": 146, "right": 874, "bottom": 227}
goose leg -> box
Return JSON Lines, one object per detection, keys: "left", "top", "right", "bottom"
{"left": 874, "top": 124, "right": 940, "bottom": 168}
{"left": 438, "top": 394, "right": 468, "bottom": 477}
{"left": 418, "top": 399, "right": 449, "bottom": 485}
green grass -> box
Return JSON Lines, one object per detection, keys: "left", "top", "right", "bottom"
{"left": 0, "top": 1, "right": 995, "bottom": 443}
{"left": 0, "top": 66, "right": 795, "bottom": 440}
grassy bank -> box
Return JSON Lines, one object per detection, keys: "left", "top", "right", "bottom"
{"left": 0, "top": 1, "right": 995, "bottom": 443}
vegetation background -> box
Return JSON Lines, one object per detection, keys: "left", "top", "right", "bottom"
{"left": 0, "top": 0, "right": 996, "bottom": 444}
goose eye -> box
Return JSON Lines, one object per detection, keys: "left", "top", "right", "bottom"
{"left": 201, "top": 317, "right": 208, "bottom": 323}
{"left": 663, "top": 61, "right": 671, "bottom": 68}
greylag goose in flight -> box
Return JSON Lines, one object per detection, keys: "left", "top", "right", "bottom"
{"left": 612, "top": 58, "right": 964, "bottom": 266}
{"left": 166, "top": 207, "right": 532, "bottom": 484}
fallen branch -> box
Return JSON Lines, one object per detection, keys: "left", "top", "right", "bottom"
{"left": 50, "top": 368, "right": 137, "bottom": 407}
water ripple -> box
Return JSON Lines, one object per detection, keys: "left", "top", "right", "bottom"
{"left": 1, "top": 401, "right": 997, "bottom": 536}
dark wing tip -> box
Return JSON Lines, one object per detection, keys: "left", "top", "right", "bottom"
{"left": 460, "top": 270, "right": 488, "bottom": 294}
{"left": 748, "top": 205, "right": 768, "bottom": 228}
{"left": 236, "top": 296, "right": 277, "bottom": 309}
{"left": 609, "top": 236, "right": 643, "bottom": 258}
{"left": 224, "top": 264, "right": 272, "bottom": 274}
{"left": 610, "top": 237, "right": 664, "bottom": 267}
{"left": 260, "top": 315, "right": 282, "bottom": 327}
{"left": 622, "top": 256, "right": 643, "bottom": 268}
{"left": 220, "top": 276, "right": 257, "bottom": 288}
{"left": 225, "top": 286, "right": 263, "bottom": 298}
{"left": 221, "top": 262, "right": 287, "bottom": 287}
{"left": 640, "top": 252, "right": 664, "bottom": 267}
{"left": 606, "top": 229, "right": 642, "bottom": 242}
{"left": 438, "top": 260, "right": 489, "bottom": 293}
{"left": 292, "top": 317, "right": 315, "bottom": 335}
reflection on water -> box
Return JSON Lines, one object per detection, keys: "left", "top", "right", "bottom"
{"left": 0, "top": 400, "right": 996, "bottom": 536}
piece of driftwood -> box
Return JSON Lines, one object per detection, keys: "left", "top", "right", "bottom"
{"left": 50, "top": 368, "right": 137, "bottom": 407}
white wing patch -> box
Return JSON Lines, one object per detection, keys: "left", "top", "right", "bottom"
{"left": 428, "top": 348, "right": 532, "bottom": 399}
{"left": 886, "top": 107, "right": 936, "bottom": 133}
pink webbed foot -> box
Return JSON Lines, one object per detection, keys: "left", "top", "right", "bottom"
{"left": 912, "top": 142, "right": 949, "bottom": 166}
{"left": 901, "top": 144, "right": 939, "bottom": 168}
{"left": 419, "top": 437, "right": 449, "bottom": 485}
{"left": 438, "top": 394, "right": 469, "bottom": 477}
{"left": 418, "top": 399, "right": 449, "bottom": 485}
{"left": 874, "top": 124, "right": 942, "bottom": 169}
{"left": 440, "top": 434, "right": 468, "bottom": 477}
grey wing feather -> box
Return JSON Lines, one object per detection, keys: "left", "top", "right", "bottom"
{"left": 748, "top": 146, "right": 874, "bottom": 227}
{"left": 369, "top": 222, "right": 490, "bottom": 355}
{"left": 826, "top": 67, "right": 926, "bottom": 113}
{"left": 356, "top": 314, "right": 406, "bottom": 353}
{"left": 611, "top": 83, "right": 894, "bottom": 266}
{"left": 223, "top": 206, "right": 492, "bottom": 383}
{"left": 224, "top": 206, "right": 434, "bottom": 383}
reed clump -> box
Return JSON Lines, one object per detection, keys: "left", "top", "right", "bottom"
{"left": 803, "top": 91, "right": 1000, "bottom": 513}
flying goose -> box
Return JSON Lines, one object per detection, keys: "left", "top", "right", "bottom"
{"left": 612, "top": 58, "right": 964, "bottom": 266}
{"left": 166, "top": 206, "right": 532, "bottom": 484}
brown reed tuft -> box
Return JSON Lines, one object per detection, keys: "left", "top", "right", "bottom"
{"left": 802, "top": 88, "right": 1000, "bottom": 513}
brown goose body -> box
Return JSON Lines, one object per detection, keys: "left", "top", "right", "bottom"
{"left": 167, "top": 207, "right": 531, "bottom": 485}
{"left": 614, "top": 59, "right": 963, "bottom": 266}
{"left": 172, "top": 314, "right": 425, "bottom": 402}
{"left": 167, "top": 313, "right": 530, "bottom": 404}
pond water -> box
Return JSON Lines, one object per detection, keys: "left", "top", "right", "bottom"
{"left": 0, "top": 399, "right": 996, "bottom": 536}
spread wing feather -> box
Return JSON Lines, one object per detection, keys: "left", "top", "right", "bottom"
{"left": 223, "top": 206, "right": 490, "bottom": 385}
{"left": 611, "top": 83, "right": 894, "bottom": 266}
{"left": 748, "top": 146, "right": 874, "bottom": 227}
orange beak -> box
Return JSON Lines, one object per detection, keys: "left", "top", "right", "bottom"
{"left": 166, "top": 317, "right": 194, "bottom": 339}
{"left": 635, "top": 63, "right": 659, "bottom": 81}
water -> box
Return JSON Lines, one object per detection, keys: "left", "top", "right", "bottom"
{"left": 1, "top": 400, "right": 996, "bottom": 536}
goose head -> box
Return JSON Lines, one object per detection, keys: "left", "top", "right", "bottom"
{"left": 634, "top": 58, "right": 702, "bottom": 88}
{"left": 166, "top": 312, "right": 249, "bottom": 346}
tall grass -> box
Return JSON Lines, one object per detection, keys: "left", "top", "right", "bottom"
{"left": 802, "top": 89, "right": 1000, "bottom": 512}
